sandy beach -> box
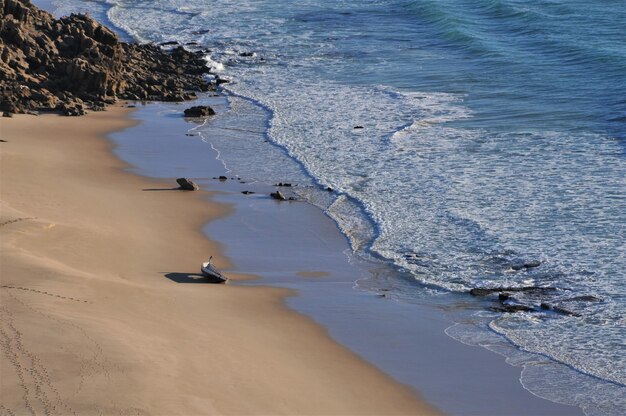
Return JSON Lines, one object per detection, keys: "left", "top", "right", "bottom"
{"left": 0, "top": 108, "right": 438, "bottom": 415}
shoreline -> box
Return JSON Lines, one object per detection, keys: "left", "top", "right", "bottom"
{"left": 6, "top": 2, "right": 616, "bottom": 414}
{"left": 109, "top": 100, "right": 586, "bottom": 416}
{"left": 0, "top": 108, "right": 438, "bottom": 414}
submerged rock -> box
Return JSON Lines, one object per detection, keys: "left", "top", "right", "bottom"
{"left": 469, "top": 286, "right": 558, "bottom": 296}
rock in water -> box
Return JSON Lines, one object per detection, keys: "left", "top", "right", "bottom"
{"left": 184, "top": 106, "right": 216, "bottom": 117}
{"left": 270, "top": 191, "right": 286, "bottom": 201}
{"left": 176, "top": 178, "right": 199, "bottom": 191}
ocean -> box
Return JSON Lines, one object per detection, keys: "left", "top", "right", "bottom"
{"left": 49, "top": 0, "right": 625, "bottom": 413}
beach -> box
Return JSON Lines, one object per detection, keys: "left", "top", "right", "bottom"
{"left": 3, "top": 0, "right": 624, "bottom": 414}
{"left": 0, "top": 108, "right": 437, "bottom": 415}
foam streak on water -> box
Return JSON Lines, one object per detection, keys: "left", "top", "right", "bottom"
{"left": 48, "top": 0, "right": 626, "bottom": 412}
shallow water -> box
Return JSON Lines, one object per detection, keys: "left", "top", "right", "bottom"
{"left": 48, "top": 0, "right": 626, "bottom": 413}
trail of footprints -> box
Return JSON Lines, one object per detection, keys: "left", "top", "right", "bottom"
{"left": 1, "top": 288, "right": 121, "bottom": 415}
{"left": 0, "top": 286, "right": 90, "bottom": 304}
{"left": 0, "top": 217, "right": 37, "bottom": 228}
{"left": 0, "top": 303, "right": 76, "bottom": 416}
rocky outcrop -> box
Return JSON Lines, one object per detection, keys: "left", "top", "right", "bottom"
{"left": 0, "top": 0, "right": 213, "bottom": 115}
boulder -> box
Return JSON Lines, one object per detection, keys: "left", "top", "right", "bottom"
{"left": 176, "top": 177, "right": 199, "bottom": 191}
{"left": 184, "top": 105, "right": 216, "bottom": 117}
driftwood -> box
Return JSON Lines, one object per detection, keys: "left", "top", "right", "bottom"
{"left": 201, "top": 257, "right": 227, "bottom": 283}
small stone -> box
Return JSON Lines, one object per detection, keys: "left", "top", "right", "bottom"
{"left": 241, "top": 191, "right": 254, "bottom": 195}
{"left": 354, "top": 125, "right": 364, "bottom": 129}
{"left": 218, "top": 176, "right": 228, "bottom": 181}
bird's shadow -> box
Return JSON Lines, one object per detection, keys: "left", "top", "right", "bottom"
{"left": 163, "top": 272, "right": 226, "bottom": 284}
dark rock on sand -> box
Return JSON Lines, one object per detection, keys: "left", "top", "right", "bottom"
{"left": 218, "top": 176, "right": 227, "bottom": 181}
{"left": 176, "top": 177, "right": 199, "bottom": 191}
{"left": 184, "top": 105, "right": 215, "bottom": 117}
{"left": 241, "top": 191, "right": 254, "bottom": 195}
{"left": 275, "top": 182, "right": 292, "bottom": 187}
{"left": 3, "top": 111, "right": 13, "bottom": 117}
{"left": 1, "top": 0, "right": 213, "bottom": 115}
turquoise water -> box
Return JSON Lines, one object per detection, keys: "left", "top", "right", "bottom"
{"left": 50, "top": 0, "right": 625, "bottom": 413}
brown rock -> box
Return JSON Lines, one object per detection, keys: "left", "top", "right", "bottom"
{"left": 0, "top": 0, "right": 214, "bottom": 115}
{"left": 176, "top": 177, "right": 199, "bottom": 191}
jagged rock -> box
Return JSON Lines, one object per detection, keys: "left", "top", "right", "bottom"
{"left": 490, "top": 304, "right": 535, "bottom": 313}
{"left": 469, "top": 286, "right": 558, "bottom": 296}
{"left": 184, "top": 105, "right": 215, "bottom": 117}
{"left": 540, "top": 303, "right": 581, "bottom": 317}
{"left": 354, "top": 125, "right": 364, "bottom": 129}
{"left": 176, "top": 177, "right": 199, "bottom": 191}
{"left": 1, "top": 0, "right": 214, "bottom": 115}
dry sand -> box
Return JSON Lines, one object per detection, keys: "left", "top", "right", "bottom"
{"left": 0, "top": 108, "right": 439, "bottom": 415}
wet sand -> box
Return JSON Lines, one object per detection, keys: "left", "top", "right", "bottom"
{"left": 0, "top": 108, "right": 438, "bottom": 415}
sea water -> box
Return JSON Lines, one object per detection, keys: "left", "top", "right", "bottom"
{"left": 49, "top": 0, "right": 625, "bottom": 413}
